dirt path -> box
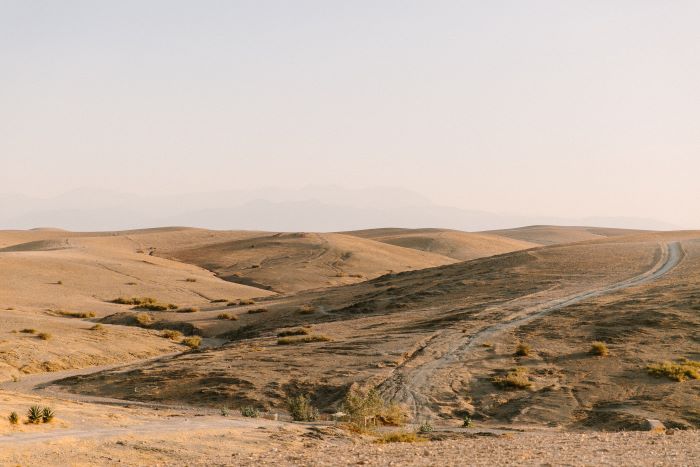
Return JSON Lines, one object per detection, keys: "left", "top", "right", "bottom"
{"left": 379, "top": 242, "right": 685, "bottom": 418}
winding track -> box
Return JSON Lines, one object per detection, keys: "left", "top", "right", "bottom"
{"left": 379, "top": 242, "right": 685, "bottom": 418}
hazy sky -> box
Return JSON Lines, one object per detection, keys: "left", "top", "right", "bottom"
{"left": 1, "top": 1, "right": 699, "bottom": 227}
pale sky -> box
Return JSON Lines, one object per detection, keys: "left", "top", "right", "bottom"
{"left": 1, "top": 1, "right": 699, "bottom": 228}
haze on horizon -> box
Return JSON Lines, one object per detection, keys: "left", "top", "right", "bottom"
{"left": 1, "top": 1, "right": 698, "bottom": 230}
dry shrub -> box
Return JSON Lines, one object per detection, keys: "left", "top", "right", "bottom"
{"left": 185, "top": 278, "right": 197, "bottom": 282}
{"left": 37, "top": 332, "right": 52, "bottom": 341}
{"left": 375, "top": 431, "right": 423, "bottom": 443}
{"left": 277, "top": 335, "right": 330, "bottom": 345}
{"left": 177, "top": 307, "right": 199, "bottom": 313}
{"left": 491, "top": 367, "right": 531, "bottom": 389}
{"left": 20, "top": 329, "right": 37, "bottom": 334}
{"left": 590, "top": 341, "right": 609, "bottom": 356}
{"left": 248, "top": 308, "right": 268, "bottom": 314}
{"left": 277, "top": 328, "right": 309, "bottom": 337}
{"left": 55, "top": 310, "right": 96, "bottom": 319}
{"left": 647, "top": 359, "right": 700, "bottom": 382}
{"left": 135, "top": 313, "right": 155, "bottom": 326}
{"left": 161, "top": 329, "right": 183, "bottom": 340}
{"left": 298, "top": 305, "right": 315, "bottom": 315}
{"left": 515, "top": 343, "right": 531, "bottom": 357}
{"left": 182, "top": 336, "right": 202, "bottom": 349}
{"left": 90, "top": 324, "right": 105, "bottom": 331}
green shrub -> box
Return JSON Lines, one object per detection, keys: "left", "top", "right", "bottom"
{"left": 590, "top": 342, "right": 609, "bottom": 356}
{"left": 27, "top": 406, "right": 42, "bottom": 424}
{"left": 343, "top": 387, "right": 385, "bottom": 430}
{"left": 491, "top": 367, "right": 531, "bottom": 389}
{"left": 42, "top": 407, "right": 55, "bottom": 423}
{"left": 286, "top": 394, "right": 319, "bottom": 422}
{"left": 240, "top": 406, "right": 260, "bottom": 418}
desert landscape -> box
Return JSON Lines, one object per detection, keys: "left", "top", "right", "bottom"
{"left": 1, "top": 225, "right": 698, "bottom": 465}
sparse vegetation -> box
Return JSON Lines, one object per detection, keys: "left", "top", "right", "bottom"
{"left": 342, "top": 387, "right": 404, "bottom": 431}
{"left": 240, "top": 406, "right": 260, "bottom": 418}
{"left": 112, "top": 297, "right": 173, "bottom": 311}
{"left": 135, "top": 312, "right": 155, "bottom": 326}
{"left": 210, "top": 299, "right": 228, "bottom": 303}
{"left": 90, "top": 324, "right": 105, "bottom": 331}
{"left": 177, "top": 307, "right": 199, "bottom": 313}
{"left": 217, "top": 313, "right": 238, "bottom": 320}
{"left": 248, "top": 308, "right": 268, "bottom": 314}
{"left": 491, "top": 367, "right": 532, "bottom": 389}
{"left": 20, "top": 328, "right": 37, "bottom": 334}
{"left": 55, "top": 310, "right": 96, "bottom": 319}
{"left": 185, "top": 277, "right": 197, "bottom": 282}
{"left": 590, "top": 341, "right": 609, "bottom": 357}
{"left": 161, "top": 329, "right": 183, "bottom": 340}
{"left": 277, "top": 328, "right": 310, "bottom": 337}
{"left": 375, "top": 431, "right": 423, "bottom": 443}
{"left": 42, "top": 407, "right": 55, "bottom": 423}
{"left": 8, "top": 412, "right": 18, "bottom": 425}
{"left": 462, "top": 415, "right": 473, "bottom": 428}
{"left": 136, "top": 303, "right": 169, "bottom": 311}
{"left": 286, "top": 394, "right": 319, "bottom": 422}
{"left": 277, "top": 335, "right": 330, "bottom": 345}
{"left": 238, "top": 299, "right": 255, "bottom": 306}
{"left": 418, "top": 421, "right": 434, "bottom": 433}
{"left": 515, "top": 343, "right": 531, "bottom": 357}
{"left": 182, "top": 336, "right": 202, "bottom": 349}
{"left": 298, "top": 304, "right": 316, "bottom": 315}
{"left": 27, "top": 406, "right": 43, "bottom": 424}
{"left": 647, "top": 359, "right": 700, "bottom": 382}
{"left": 37, "top": 332, "right": 52, "bottom": 341}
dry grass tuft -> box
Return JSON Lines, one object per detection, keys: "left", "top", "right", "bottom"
{"left": 491, "top": 367, "right": 532, "bottom": 389}
{"left": 277, "top": 335, "right": 330, "bottom": 345}
{"left": 515, "top": 343, "right": 531, "bottom": 357}
{"left": 647, "top": 359, "right": 700, "bottom": 382}
{"left": 277, "top": 328, "right": 310, "bottom": 337}
{"left": 37, "top": 332, "right": 52, "bottom": 341}
{"left": 375, "top": 431, "right": 424, "bottom": 444}
{"left": 590, "top": 341, "right": 609, "bottom": 357}
{"left": 55, "top": 310, "right": 96, "bottom": 319}
{"left": 177, "top": 307, "right": 199, "bottom": 313}
{"left": 161, "top": 329, "right": 183, "bottom": 340}
{"left": 182, "top": 336, "right": 202, "bottom": 349}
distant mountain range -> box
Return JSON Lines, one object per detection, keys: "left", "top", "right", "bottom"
{"left": 0, "top": 186, "right": 678, "bottom": 232}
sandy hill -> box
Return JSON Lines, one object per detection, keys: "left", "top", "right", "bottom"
{"left": 149, "top": 231, "right": 457, "bottom": 293}
{"left": 344, "top": 228, "right": 538, "bottom": 261}
{"left": 55, "top": 230, "right": 700, "bottom": 432}
{"left": 484, "top": 225, "right": 649, "bottom": 245}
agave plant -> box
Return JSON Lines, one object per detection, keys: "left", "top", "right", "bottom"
{"left": 42, "top": 407, "right": 55, "bottom": 423}
{"left": 27, "top": 405, "right": 43, "bottom": 424}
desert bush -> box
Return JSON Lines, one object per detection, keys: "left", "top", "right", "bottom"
{"left": 217, "top": 313, "right": 232, "bottom": 320}
{"left": 418, "top": 421, "right": 434, "bottom": 433}
{"left": 20, "top": 328, "right": 37, "bottom": 334}
{"left": 90, "top": 324, "right": 105, "bottom": 331}
{"left": 462, "top": 415, "right": 473, "bottom": 428}
{"left": 185, "top": 278, "right": 197, "bottom": 282}
{"left": 590, "top": 341, "right": 609, "bottom": 356}
{"left": 240, "top": 406, "right": 260, "bottom": 418}
{"left": 177, "top": 307, "right": 199, "bottom": 313}
{"left": 135, "top": 313, "right": 155, "bottom": 326}
{"left": 8, "top": 412, "right": 18, "bottom": 425}
{"left": 112, "top": 297, "right": 156, "bottom": 305}
{"left": 239, "top": 299, "right": 256, "bottom": 306}
{"left": 161, "top": 329, "right": 183, "bottom": 340}
{"left": 182, "top": 336, "right": 202, "bottom": 349}
{"left": 167, "top": 304, "right": 178, "bottom": 310}
{"left": 515, "top": 343, "right": 531, "bottom": 357}
{"left": 647, "top": 359, "right": 700, "bottom": 382}
{"left": 56, "top": 310, "right": 96, "bottom": 319}
{"left": 37, "top": 332, "right": 52, "bottom": 341}
{"left": 343, "top": 387, "right": 385, "bottom": 430}
{"left": 491, "top": 367, "right": 532, "bottom": 389}
{"left": 375, "top": 431, "right": 423, "bottom": 443}
{"left": 286, "top": 394, "right": 319, "bottom": 422}
{"left": 379, "top": 403, "right": 409, "bottom": 427}
{"left": 277, "top": 335, "right": 330, "bottom": 345}
{"left": 27, "top": 406, "right": 43, "bottom": 424}
{"left": 298, "top": 305, "right": 315, "bottom": 315}
{"left": 136, "top": 303, "right": 169, "bottom": 311}
{"left": 220, "top": 407, "right": 230, "bottom": 417}
{"left": 248, "top": 308, "right": 268, "bottom": 314}
{"left": 277, "top": 328, "right": 310, "bottom": 337}
{"left": 42, "top": 407, "right": 55, "bottom": 423}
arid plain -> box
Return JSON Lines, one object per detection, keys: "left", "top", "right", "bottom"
{"left": 1, "top": 225, "right": 698, "bottom": 466}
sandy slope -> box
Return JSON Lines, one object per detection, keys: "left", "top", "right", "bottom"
{"left": 484, "top": 225, "right": 648, "bottom": 245}
{"left": 344, "top": 228, "right": 538, "bottom": 260}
